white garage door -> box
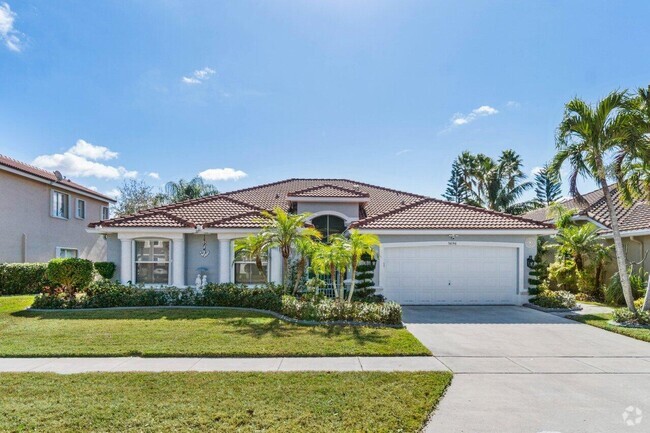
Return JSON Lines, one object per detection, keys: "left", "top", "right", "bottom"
{"left": 381, "top": 243, "right": 519, "bottom": 305}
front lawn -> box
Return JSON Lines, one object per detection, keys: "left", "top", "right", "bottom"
{"left": 0, "top": 371, "right": 451, "bottom": 432}
{"left": 569, "top": 313, "right": 650, "bottom": 343}
{"left": 0, "top": 296, "right": 430, "bottom": 357}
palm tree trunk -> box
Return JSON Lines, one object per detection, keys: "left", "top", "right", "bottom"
{"left": 292, "top": 257, "right": 305, "bottom": 295}
{"left": 600, "top": 178, "right": 637, "bottom": 312}
{"left": 347, "top": 260, "right": 358, "bottom": 302}
{"left": 330, "top": 264, "right": 337, "bottom": 299}
{"left": 282, "top": 255, "right": 288, "bottom": 289}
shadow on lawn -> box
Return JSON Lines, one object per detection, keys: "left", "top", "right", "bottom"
{"left": 10, "top": 308, "right": 278, "bottom": 322}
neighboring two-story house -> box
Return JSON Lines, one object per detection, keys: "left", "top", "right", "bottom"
{"left": 0, "top": 154, "right": 116, "bottom": 263}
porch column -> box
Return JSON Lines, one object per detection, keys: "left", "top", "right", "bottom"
{"left": 119, "top": 237, "right": 132, "bottom": 284}
{"left": 172, "top": 236, "right": 186, "bottom": 286}
{"left": 218, "top": 238, "right": 231, "bottom": 283}
{"left": 270, "top": 248, "right": 283, "bottom": 284}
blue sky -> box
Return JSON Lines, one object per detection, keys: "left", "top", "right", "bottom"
{"left": 1, "top": 0, "right": 649, "bottom": 200}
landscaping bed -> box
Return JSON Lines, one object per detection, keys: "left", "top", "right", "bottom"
{"left": 0, "top": 371, "right": 452, "bottom": 433}
{"left": 528, "top": 290, "right": 579, "bottom": 311}
{"left": 0, "top": 296, "right": 429, "bottom": 357}
{"left": 568, "top": 312, "right": 650, "bottom": 343}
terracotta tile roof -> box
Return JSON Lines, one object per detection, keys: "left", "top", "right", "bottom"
{"left": 352, "top": 198, "right": 553, "bottom": 230}
{"left": 91, "top": 178, "right": 552, "bottom": 231}
{"left": 0, "top": 154, "right": 116, "bottom": 203}
{"left": 523, "top": 184, "right": 650, "bottom": 234}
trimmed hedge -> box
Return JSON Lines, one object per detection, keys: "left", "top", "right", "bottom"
{"left": 46, "top": 258, "right": 94, "bottom": 293}
{"left": 31, "top": 281, "right": 402, "bottom": 325}
{"left": 0, "top": 263, "right": 48, "bottom": 295}
{"left": 94, "top": 262, "right": 116, "bottom": 279}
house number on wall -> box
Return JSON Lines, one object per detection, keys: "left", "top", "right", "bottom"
{"left": 448, "top": 241, "right": 457, "bottom": 245}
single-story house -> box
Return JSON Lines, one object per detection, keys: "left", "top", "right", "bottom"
{"left": 525, "top": 184, "right": 650, "bottom": 275}
{"left": 88, "top": 179, "right": 554, "bottom": 305}
{"left": 0, "top": 154, "right": 116, "bottom": 263}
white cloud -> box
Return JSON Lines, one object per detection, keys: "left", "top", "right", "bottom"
{"left": 451, "top": 105, "right": 499, "bottom": 127}
{"left": 181, "top": 67, "right": 215, "bottom": 85}
{"left": 531, "top": 166, "right": 543, "bottom": 176}
{"left": 0, "top": 2, "right": 23, "bottom": 52}
{"left": 147, "top": 172, "right": 160, "bottom": 179}
{"left": 32, "top": 140, "right": 137, "bottom": 180}
{"left": 104, "top": 188, "right": 121, "bottom": 199}
{"left": 88, "top": 186, "right": 98, "bottom": 191}
{"left": 69, "top": 139, "right": 118, "bottom": 160}
{"left": 198, "top": 168, "right": 247, "bottom": 181}
{"left": 506, "top": 100, "right": 521, "bottom": 109}
{"left": 395, "top": 149, "right": 412, "bottom": 156}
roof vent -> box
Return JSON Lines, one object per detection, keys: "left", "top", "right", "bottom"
{"left": 353, "top": 184, "right": 360, "bottom": 191}
{"left": 275, "top": 193, "right": 280, "bottom": 199}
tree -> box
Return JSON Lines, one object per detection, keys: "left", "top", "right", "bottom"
{"left": 533, "top": 163, "right": 562, "bottom": 207}
{"left": 114, "top": 179, "right": 158, "bottom": 216}
{"left": 442, "top": 160, "right": 469, "bottom": 203}
{"left": 310, "top": 236, "right": 350, "bottom": 300}
{"left": 344, "top": 229, "right": 381, "bottom": 302}
{"left": 449, "top": 150, "right": 534, "bottom": 214}
{"left": 551, "top": 223, "right": 600, "bottom": 272}
{"left": 234, "top": 234, "right": 268, "bottom": 275}
{"left": 258, "top": 207, "right": 322, "bottom": 288}
{"left": 290, "top": 236, "right": 317, "bottom": 295}
{"left": 164, "top": 177, "right": 218, "bottom": 203}
{"left": 550, "top": 90, "right": 638, "bottom": 312}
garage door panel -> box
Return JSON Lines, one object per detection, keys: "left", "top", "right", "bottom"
{"left": 382, "top": 244, "right": 518, "bottom": 305}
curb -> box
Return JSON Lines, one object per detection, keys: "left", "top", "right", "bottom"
{"left": 524, "top": 303, "right": 583, "bottom": 313}
{"left": 27, "top": 305, "right": 404, "bottom": 329}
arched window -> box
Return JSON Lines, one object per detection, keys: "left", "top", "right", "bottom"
{"left": 311, "top": 215, "right": 346, "bottom": 241}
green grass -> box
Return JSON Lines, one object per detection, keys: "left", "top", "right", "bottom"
{"left": 0, "top": 296, "right": 430, "bottom": 357}
{"left": 569, "top": 313, "right": 650, "bottom": 343}
{"left": 0, "top": 371, "right": 451, "bottom": 432}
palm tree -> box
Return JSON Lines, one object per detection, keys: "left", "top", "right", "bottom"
{"left": 164, "top": 177, "right": 218, "bottom": 203}
{"left": 310, "top": 236, "right": 350, "bottom": 300}
{"left": 258, "top": 207, "right": 322, "bottom": 287}
{"left": 548, "top": 203, "right": 577, "bottom": 229}
{"left": 533, "top": 163, "right": 562, "bottom": 207}
{"left": 345, "top": 229, "right": 381, "bottom": 302}
{"left": 234, "top": 234, "right": 268, "bottom": 275}
{"left": 291, "top": 236, "right": 317, "bottom": 295}
{"left": 551, "top": 223, "right": 600, "bottom": 272}
{"left": 550, "top": 90, "right": 638, "bottom": 312}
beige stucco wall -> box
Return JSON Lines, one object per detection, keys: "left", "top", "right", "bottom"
{"left": 0, "top": 170, "right": 110, "bottom": 263}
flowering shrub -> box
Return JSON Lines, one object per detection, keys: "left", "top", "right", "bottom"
{"left": 280, "top": 296, "right": 402, "bottom": 325}
{"left": 30, "top": 281, "right": 401, "bottom": 325}
{"left": 529, "top": 290, "right": 577, "bottom": 309}
{"left": 612, "top": 308, "right": 650, "bottom": 326}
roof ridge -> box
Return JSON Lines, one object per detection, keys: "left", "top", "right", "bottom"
{"left": 204, "top": 210, "right": 262, "bottom": 228}
{"left": 0, "top": 154, "right": 56, "bottom": 176}
{"left": 287, "top": 183, "right": 370, "bottom": 197}
{"left": 158, "top": 210, "right": 195, "bottom": 228}
{"left": 352, "top": 197, "right": 431, "bottom": 227}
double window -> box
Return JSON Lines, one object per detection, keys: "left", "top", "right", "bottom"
{"left": 234, "top": 248, "right": 269, "bottom": 285}
{"left": 134, "top": 240, "right": 170, "bottom": 285}
{"left": 76, "top": 199, "right": 86, "bottom": 219}
{"left": 51, "top": 190, "right": 70, "bottom": 219}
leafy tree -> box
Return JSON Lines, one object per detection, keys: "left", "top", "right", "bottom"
{"left": 448, "top": 150, "right": 534, "bottom": 214}
{"left": 533, "top": 163, "right": 562, "bottom": 207}
{"left": 442, "top": 160, "right": 469, "bottom": 203}
{"left": 550, "top": 90, "right": 638, "bottom": 312}
{"left": 114, "top": 179, "right": 159, "bottom": 216}
{"left": 344, "top": 229, "right": 380, "bottom": 302}
{"left": 164, "top": 177, "right": 218, "bottom": 203}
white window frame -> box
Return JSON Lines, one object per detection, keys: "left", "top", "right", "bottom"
{"left": 51, "top": 190, "right": 70, "bottom": 219}
{"left": 100, "top": 206, "right": 110, "bottom": 221}
{"left": 55, "top": 247, "right": 78, "bottom": 258}
{"left": 232, "top": 241, "right": 270, "bottom": 285}
{"left": 76, "top": 199, "right": 86, "bottom": 219}
{"left": 133, "top": 239, "right": 171, "bottom": 286}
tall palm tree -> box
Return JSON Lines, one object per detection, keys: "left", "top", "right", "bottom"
{"left": 258, "top": 207, "right": 322, "bottom": 287}
{"left": 164, "top": 177, "right": 218, "bottom": 203}
{"left": 550, "top": 90, "right": 638, "bottom": 312}
{"left": 345, "top": 229, "right": 381, "bottom": 302}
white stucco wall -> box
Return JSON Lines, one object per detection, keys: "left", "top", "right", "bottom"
{"left": 0, "top": 170, "right": 110, "bottom": 263}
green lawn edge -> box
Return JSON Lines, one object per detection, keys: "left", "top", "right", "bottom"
{"left": 568, "top": 313, "right": 650, "bottom": 343}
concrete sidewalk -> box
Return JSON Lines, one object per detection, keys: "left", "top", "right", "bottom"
{"left": 0, "top": 356, "right": 449, "bottom": 374}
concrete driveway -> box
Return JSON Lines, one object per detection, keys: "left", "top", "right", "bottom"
{"left": 403, "top": 306, "right": 650, "bottom": 433}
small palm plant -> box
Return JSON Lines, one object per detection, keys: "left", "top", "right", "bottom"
{"left": 310, "top": 236, "right": 351, "bottom": 300}
{"left": 345, "top": 229, "right": 380, "bottom": 302}
{"left": 234, "top": 234, "right": 268, "bottom": 275}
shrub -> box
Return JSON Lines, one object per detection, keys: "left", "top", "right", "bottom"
{"left": 634, "top": 298, "right": 646, "bottom": 310}
{"left": 0, "top": 263, "right": 48, "bottom": 295}
{"left": 605, "top": 269, "right": 645, "bottom": 306}
{"left": 200, "top": 283, "right": 283, "bottom": 311}
{"left": 529, "top": 290, "right": 577, "bottom": 309}
{"left": 46, "top": 258, "right": 94, "bottom": 296}
{"left": 94, "top": 262, "right": 116, "bottom": 280}
{"left": 546, "top": 260, "right": 578, "bottom": 292}
{"left": 612, "top": 308, "right": 650, "bottom": 326}
{"left": 280, "top": 296, "right": 402, "bottom": 325}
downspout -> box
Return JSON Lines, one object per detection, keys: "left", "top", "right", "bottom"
{"left": 630, "top": 237, "right": 645, "bottom": 270}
